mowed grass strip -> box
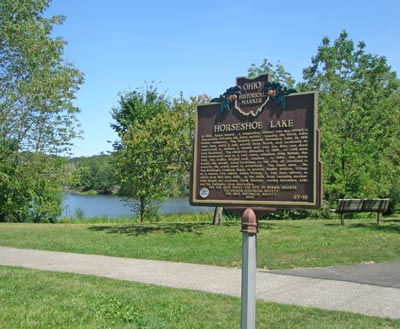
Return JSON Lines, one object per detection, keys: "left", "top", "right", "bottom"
{"left": 1, "top": 266, "right": 399, "bottom": 329}
{"left": 0, "top": 215, "right": 399, "bottom": 270}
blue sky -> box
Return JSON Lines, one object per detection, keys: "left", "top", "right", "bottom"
{"left": 45, "top": 0, "right": 400, "bottom": 157}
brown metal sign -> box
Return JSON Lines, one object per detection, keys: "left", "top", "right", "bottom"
{"left": 190, "top": 77, "right": 321, "bottom": 209}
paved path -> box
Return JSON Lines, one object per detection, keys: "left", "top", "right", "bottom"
{"left": 272, "top": 262, "right": 400, "bottom": 289}
{"left": 1, "top": 246, "right": 399, "bottom": 320}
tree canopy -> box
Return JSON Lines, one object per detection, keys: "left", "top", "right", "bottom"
{"left": 301, "top": 31, "right": 400, "bottom": 208}
{"left": 248, "top": 58, "right": 296, "bottom": 88}
{"left": 0, "top": 0, "right": 84, "bottom": 222}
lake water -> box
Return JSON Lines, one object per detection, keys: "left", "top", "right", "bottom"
{"left": 62, "top": 193, "right": 213, "bottom": 218}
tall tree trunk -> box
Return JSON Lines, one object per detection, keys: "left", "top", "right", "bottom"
{"left": 212, "top": 206, "right": 223, "bottom": 225}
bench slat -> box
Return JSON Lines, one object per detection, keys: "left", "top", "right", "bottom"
{"left": 362, "top": 199, "right": 390, "bottom": 212}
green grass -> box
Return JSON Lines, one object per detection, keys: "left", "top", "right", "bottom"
{"left": 1, "top": 215, "right": 400, "bottom": 328}
{"left": 1, "top": 266, "right": 399, "bottom": 329}
{"left": 0, "top": 214, "right": 399, "bottom": 270}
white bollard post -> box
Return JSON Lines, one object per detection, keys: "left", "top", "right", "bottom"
{"left": 241, "top": 208, "right": 258, "bottom": 329}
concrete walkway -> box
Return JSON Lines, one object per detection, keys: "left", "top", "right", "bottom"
{"left": 1, "top": 246, "right": 399, "bottom": 320}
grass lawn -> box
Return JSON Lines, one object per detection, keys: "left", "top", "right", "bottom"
{"left": 1, "top": 214, "right": 400, "bottom": 328}
{"left": 1, "top": 266, "right": 399, "bottom": 329}
{"left": 0, "top": 214, "right": 399, "bottom": 270}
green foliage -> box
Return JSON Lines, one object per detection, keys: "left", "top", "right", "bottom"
{"left": 111, "top": 86, "right": 197, "bottom": 221}
{"left": 68, "top": 154, "right": 115, "bottom": 194}
{"left": 257, "top": 200, "right": 333, "bottom": 220}
{"left": 0, "top": 152, "right": 66, "bottom": 222}
{"left": 0, "top": 0, "right": 84, "bottom": 222}
{"left": 247, "top": 35, "right": 400, "bottom": 215}
{"left": 110, "top": 84, "right": 170, "bottom": 149}
{"left": 301, "top": 31, "right": 400, "bottom": 209}
{"left": 248, "top": 58, "right": 296, "bottom": 88}
{"left": 0, "top": 0, "right": 84, "bottom": 154}
{"left": 111, "top": 85, "right": 171, "bottom": 221}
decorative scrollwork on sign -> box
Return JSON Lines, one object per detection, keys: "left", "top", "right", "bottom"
{"left": 263, "top": 82, "right": 297, "bottom": 108}
{"left": 211, "top": 85, "right": 241, "bottom": 113}
{"left": 212, "top": 77, "right": 298, "bottom": 115}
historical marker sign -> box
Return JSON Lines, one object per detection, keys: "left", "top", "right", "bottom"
{"left": 190, "top": 74, "right": 322, "bottom": 209}
{"left": 235, "top": 75, "right": 270, "bottom": 116}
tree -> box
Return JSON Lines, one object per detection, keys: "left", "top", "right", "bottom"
{"left": 111, "top": 86, "right": 196, "bottom": 221}
{"left": 0, "top": 0, "right": 84, "bottom": 222}
{"left": 301, "top": 31, "right": 400, "bottom": 207}
{"left": 248, "top": 58, "right": 296, "bottom": 88}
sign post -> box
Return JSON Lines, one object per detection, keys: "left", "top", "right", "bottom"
{"left": 190, "top": 74, "right": 321, "bottom": 328}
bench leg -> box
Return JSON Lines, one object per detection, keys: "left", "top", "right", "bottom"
{"left": 341, "top": 214, "right": 344, "bottom": 225}
{"left": 377, "top": 212, "right": 381, "bottom": 225}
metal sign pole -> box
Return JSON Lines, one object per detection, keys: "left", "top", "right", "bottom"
{"left": 241, "top": 208, "right": 258, "bottom": 329}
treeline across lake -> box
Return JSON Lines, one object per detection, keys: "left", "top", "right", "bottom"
{"left": 67, "top": 154, "right": 189, "bottom": 197}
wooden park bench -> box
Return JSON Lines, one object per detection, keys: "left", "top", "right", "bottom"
{"left": 332, "top": 198, "right": 390, "bottom": 225}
